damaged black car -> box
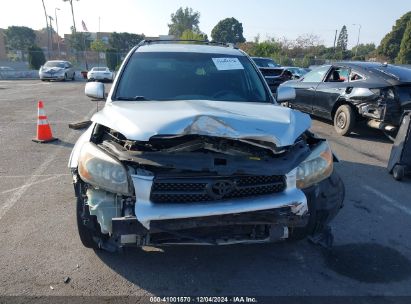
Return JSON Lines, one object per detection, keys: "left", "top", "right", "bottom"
{"left": 279, "top": 62, "right": 411, "bottom": 136}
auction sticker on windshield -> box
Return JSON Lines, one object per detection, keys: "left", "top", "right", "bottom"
{"left": 212, "top": 58, "right": 244, "bottom": 70}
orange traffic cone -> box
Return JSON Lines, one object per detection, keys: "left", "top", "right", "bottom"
{"left": 32, "top": 100, "right": 58, "bottom": 143}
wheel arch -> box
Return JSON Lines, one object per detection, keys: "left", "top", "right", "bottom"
{"left": 331, "top": 99, "right": 357, "bottom": 120}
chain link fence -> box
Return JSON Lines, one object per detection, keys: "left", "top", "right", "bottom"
{"left": 0, "top": 50, "right": 127, "bottom": 79}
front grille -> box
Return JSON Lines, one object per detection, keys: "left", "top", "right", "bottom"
{"left": 150, "top": 175, "right": 286, "bottom": 203}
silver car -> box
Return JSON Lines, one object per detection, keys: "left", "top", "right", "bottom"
{"left": 69, "top": 41, "right": 344, "bottom": 251}
{"left": 39, "top": 60, "right": 75, "bottom": 81}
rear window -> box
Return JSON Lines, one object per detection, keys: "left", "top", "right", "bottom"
{"left": 93, "top": 67, "right": 108, "bottom": 71}
{"left": 252, "top": 58, "right": 280, "bottom": 68}
{"left": 115, "top": 52, "right": 269, "bottom": 102}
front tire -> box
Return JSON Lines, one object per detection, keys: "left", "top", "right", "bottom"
{"left": 393, "top": 165, "right": 405, "bottom": 181}
{"left": 71, "top": 72, "right": 75, "bottom": 81}
{"left": 76, "top": 193, "right": 101, "bottom": 249}
{"left": 334, "top": 104, "right": 356, "bottom": 136}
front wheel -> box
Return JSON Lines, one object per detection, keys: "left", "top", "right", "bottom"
{"left": 71, "top": 72, "right": 75, "bottom": 81}
{"left": 334, "top": 104, "right": 356, "bottom": 136}
{"left": 76, "top": 194, "right": 101, "bottom": 249}
{"left": 393, "top": 165, "right": 405, "bottom": 181}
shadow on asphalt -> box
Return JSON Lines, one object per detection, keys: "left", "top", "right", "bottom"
{"left": 49, "top": 139, "right": 75, "bottom": 149}
{"left": 311, "top": 116, "right": 393, "bottom": 144}
{"left": 92, "top": 155, "right": 411, "bottom": 295}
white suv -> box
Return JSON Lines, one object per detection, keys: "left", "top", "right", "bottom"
{"left": 69, "top": 40, "right": 344, "bottom": 251}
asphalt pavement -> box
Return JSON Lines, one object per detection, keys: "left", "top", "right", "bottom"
{"left": 0, "top": 80, "right": 410, "bottom": 298}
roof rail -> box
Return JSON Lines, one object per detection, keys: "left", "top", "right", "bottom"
{"left": 137, "top": 39, "right": 237, "bottom": 49}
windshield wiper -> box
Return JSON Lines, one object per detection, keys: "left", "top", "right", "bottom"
{"left": 115, "top": 96, "right": 149, "bottom": 101}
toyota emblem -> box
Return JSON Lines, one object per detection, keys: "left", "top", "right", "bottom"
{"left": 207, "top": 180, "right": 235, "bottom": 200}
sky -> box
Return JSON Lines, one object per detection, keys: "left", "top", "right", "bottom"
{"left": 0, "top": 0, "right": 410, "bottom": 48}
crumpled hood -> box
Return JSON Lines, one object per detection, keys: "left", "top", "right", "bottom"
{"left": 91, "top": 100, "right": 311, "bottom": 147}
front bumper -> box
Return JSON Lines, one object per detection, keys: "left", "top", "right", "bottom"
{"left": 40, "top": 73, "right": 65, "bottom": 80}
{"left": 105, "top": 171, "right": 344, "bottom": 247}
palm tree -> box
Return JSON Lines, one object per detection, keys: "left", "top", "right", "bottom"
{"left": 41, "top": 0, "right": 50, "bottom": 58}
{"left": 63, "top": 0, "right": 79, "bottom": 32}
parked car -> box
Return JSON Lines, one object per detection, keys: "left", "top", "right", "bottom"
{"left": 279, "top": 62, "right": 411, "bottom": 136}
{"left": 0, "top": 66, "right": 14, "bottom": 71}
{"left": 283, "top": 67, "right": 307, "bottom": 79}
{"left": 87, "top": 67, "right": 114, "bottom": 82}
{"left": 39, "top": 60, "right": 75, "bottom": 81}
{"left": 70, "top": 41, "right": 344, "bottom": 251}
{"left": 251, "top": 57, "right": 281, "bottom": 68}
{"left": 258, "top": 66, "right": 294, "bottom": 94}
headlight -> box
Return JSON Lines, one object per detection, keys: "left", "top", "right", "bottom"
{"left": 296, "top": 141, "right": 333, "bottom": 189}
{"left": 78, "top": 142, "right": 131, "bottom": 195}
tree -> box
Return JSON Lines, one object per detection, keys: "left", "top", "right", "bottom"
{"left": 336, "top": 25, "right": 348, "bottom": 52}
{"left": 68, "top": 29, "right": 90, "bottom": 51}
{"left": 27, "top": 45, "right": 46, "bottom": 69}
{"left": 211, "top": 17, "right": 245, "bottom": 44}
{"left": 251, "top": 40, "right": 282, "bottom": 57}
{"left": 63, "top": 0, "right": 79, "bottom": 32}
{"left": 396, "top": 20, "right": 411, "bottom": 64}
{"left": 90, "top": 39, "right": 107, "bottom": 52}
{"left": 4, "top": 26, "right": 36, "bottom": 51}
{"left": 378, "top": 12, "right": 411, "bottom": 61}
{"left": 105, "top": 48, "right": 119, "bottom": 70}
{"left": 168, "top": 7, "right": 201, "bottom": 38}
{"left": 109, "top": 32, "right": 145, "bottom": 52}
{"left": 180, "top": 30, "right": 207, "bottom": 41}
{"left": 351, "top": 43, "right": 376, "bottom": 59}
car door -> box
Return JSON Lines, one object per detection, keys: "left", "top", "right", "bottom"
{"left": 290, "top": 65, "right": 331, "bottom": 114}
{"left": 313, "top": 66, "right": 351, "bottom": 119}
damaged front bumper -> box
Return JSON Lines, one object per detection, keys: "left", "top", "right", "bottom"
{"left": 85, "top": 170, "right": 344, "bottom": 249}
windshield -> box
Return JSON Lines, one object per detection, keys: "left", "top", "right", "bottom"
{"left": 114, "top": 52, "right": 270, "bottom": 102}
{"left": 252, "top": 58, "right": 280, "bottom": 68}
{"left": 44, "top": 61, "right": 65, "bottom": 68}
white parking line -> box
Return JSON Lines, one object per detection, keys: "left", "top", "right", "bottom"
{"left": 1, "top": 175, "right": 66, "bottom": 195}
{"left": 363, "top": 185, "right": 411, "bottom": 216}
{"left": 0, "top": 173, "right": 70, "bottom": 178}
{"left": 0, "top": 107, "right": 95, "bottom": 220}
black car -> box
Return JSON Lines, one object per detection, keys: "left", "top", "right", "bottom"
{"left": 251, "top": 58, "right": 294, "bottom": 93}
{"left": 279, "top": 62, "right": 411, "bottom": 136}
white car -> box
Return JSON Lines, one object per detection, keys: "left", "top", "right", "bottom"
{"left": 39, "top": 60, "right": 75, "bottom": 81}
{"left": 87, "top": 67, "right": 114, "bottom": 82}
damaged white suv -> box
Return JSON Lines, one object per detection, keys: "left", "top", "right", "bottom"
{"left": 69, "top": 41, "right": 344, "bottom": 251}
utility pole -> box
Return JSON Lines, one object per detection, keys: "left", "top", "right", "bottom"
{"left": 55, "top": 8, "right": 61, "bottom": 56}
{"left": 41, "top": 0, "right": 50, "bottom": 59}
{"left": 353, "top": 24, "right": 362, "bottom": 57}
{"left": 48, "top": 15, "right": 54, "bottom": 55}
{"left": 333, "top": 29, "right": 338, "bottom": 60}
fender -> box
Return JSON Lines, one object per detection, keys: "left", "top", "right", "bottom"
{"left": 68, "top": 122, "right": 96, "bottom": 169}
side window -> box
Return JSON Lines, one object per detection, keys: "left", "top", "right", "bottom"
{"left": 350, "top": 70, "right": 364, "bottom": 81}
{"left": 302, "top": 66, "right": 330, "bottom": 82}
{"left": 325, "top": 67, "right": 350, "bottom": 82}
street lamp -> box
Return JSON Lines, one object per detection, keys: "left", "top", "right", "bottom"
{"left": 55, "top": 8, "right": 61, "bottom": 56}
{"left": 352, "top": 24, "right": 362, "bottom": 57}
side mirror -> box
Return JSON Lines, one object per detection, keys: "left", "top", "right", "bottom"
{"left": 276, "top": 86, "right": 296, "bottom": 102}
{"left": 85, "top": 82, "right": 105, "bottom": 100}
